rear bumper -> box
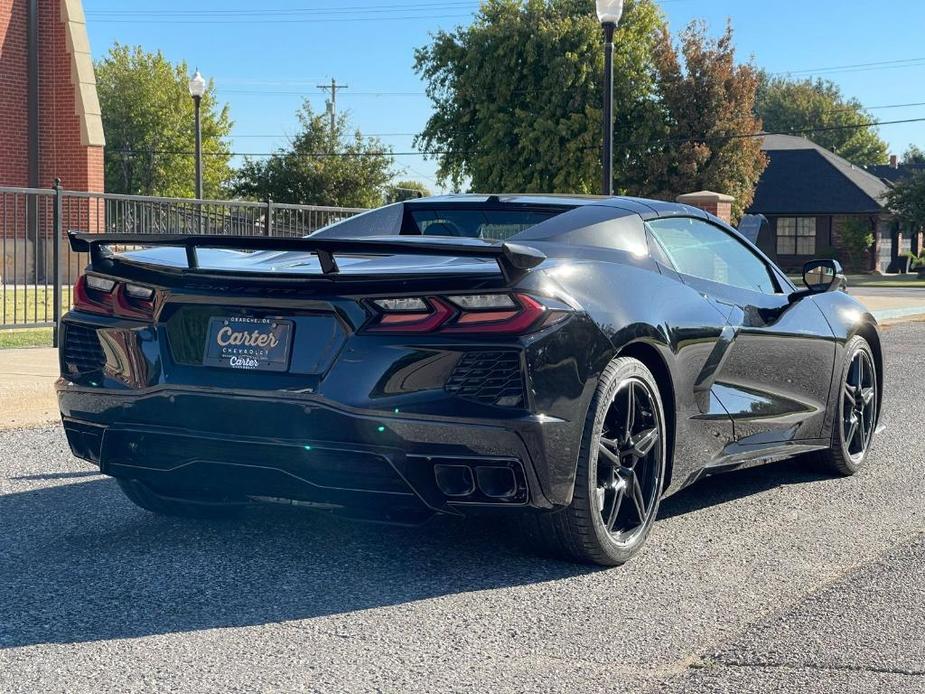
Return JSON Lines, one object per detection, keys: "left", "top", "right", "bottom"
{"left": 57, "top": 383, "right": 575, "bottom": 516}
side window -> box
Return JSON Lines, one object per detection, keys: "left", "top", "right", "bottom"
{"left": 647, "top": 217, "right": 779, "bottom": 294}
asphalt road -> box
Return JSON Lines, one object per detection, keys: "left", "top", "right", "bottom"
{"left": 1, "top": 323, "right": 924, "bottom": 693}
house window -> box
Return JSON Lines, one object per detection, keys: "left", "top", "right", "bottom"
{"left": 776, "top": 217, "right": 816, "bottom": 255}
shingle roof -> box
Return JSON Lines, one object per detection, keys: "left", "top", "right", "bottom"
{"left": 866, "top": 162, "right": 925, "bottom": 184}
{"left": 748, "top": 134, "right": 890, "bottom": 215}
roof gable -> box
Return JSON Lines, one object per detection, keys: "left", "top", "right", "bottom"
{"left": 749, "top": 135, "right": 889, "bottom": 215}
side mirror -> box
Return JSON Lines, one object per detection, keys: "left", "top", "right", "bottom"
{"left": 790, "top": 259, "right": 846, "bottom": 303}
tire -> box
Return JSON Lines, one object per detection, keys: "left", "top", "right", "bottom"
{"left": 808, "top": 335, "right": 879, "bottom": 476}
{"left": 116, "top": 478, "right": 247, "bottom": 519}
{"left": 523, "top": 357, "right": 668, "bottom": 566}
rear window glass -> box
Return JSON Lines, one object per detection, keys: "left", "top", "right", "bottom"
{"left": 408, "top": 209, "right": 563, "bottom": 241}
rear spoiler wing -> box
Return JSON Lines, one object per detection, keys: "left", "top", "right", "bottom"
{"left": 68, "top": 232, "right": 546, "bottom": 283}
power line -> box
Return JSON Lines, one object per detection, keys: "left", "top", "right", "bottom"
{"left": 86, "top": 1, "right": 478, "bottom": 16}
{"left": 88, "top": 13, "right": 474, "bottom": 25}
{"left": 106, "top": 115, "right": 925, "bottom": 161}
{"left": 772, "top": 56, "right": 925, "bottom": 77}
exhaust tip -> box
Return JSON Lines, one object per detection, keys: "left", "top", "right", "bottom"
{"left": 475, "top": 466, "right": 517, "bottom": 499}
{"left": 434, "top": 464, "right": 476, "bottom": 497}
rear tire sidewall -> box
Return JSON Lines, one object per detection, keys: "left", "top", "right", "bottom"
{"left": 579, "top": 358, "right": 667, "bottom": 565}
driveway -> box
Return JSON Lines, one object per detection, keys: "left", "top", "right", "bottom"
{"left": 0, "top": 322, "right": 923, "bottom": 692}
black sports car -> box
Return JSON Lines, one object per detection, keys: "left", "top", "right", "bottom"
{"left": 58, "top": 194, "right": 883, "bottom": 565}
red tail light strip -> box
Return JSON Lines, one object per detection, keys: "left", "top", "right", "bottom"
{"left": 73, "top": 275, "right": 157, "bottom": 320}
{"left": 371, "top": 298, "right": 455, "bottom": 333}
{"left": 73, "top": 275, "right": 114, "bottom": 316}
{"left": 367, "top": 294, "right": 562, "bottom": 335}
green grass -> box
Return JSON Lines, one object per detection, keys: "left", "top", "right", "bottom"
{"left": 846, "top": 274, "right": 925, "bottom": 288}
{"left": 0, "top": 327, "right": 53, "bottom": 349}
{"left": 788, "top": 274, "right": 925, "bottom": 289}
{"left": 1, "top": 286, "right": 72, "bottom": 326}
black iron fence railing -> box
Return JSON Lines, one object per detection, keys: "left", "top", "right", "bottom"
{"left": 0, "top": 181, "right": 366, "bottom": 342}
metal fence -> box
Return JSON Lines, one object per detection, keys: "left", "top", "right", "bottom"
{"left": 0, "top": 182, "right": 366, "bottom": 341}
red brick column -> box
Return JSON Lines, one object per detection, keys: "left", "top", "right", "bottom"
{"left": 675, "top": 191, "right": 734, "bottom": 224}
{"left": 0, "top": 0, "right": 104, "bottom": 282}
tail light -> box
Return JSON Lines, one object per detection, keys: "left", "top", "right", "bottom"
{"left": 365, "top": 293, "right": 568, "bottom": 335}
{"left": 73, "top": 274, "right": 157, "bottom": 320}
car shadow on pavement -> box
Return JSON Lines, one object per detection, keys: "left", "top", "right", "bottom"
{"left": 1, "top": 456, "right": 834, "bottom": 650}
{"left": 0, "top": 476, "right": 594, "bottom": 649}
{"left": 658, "top": 456, "right": 832, "bottom": 520}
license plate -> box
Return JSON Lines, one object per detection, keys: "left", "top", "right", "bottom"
{"left": 203, "top": 316, "right": 293, "bottom": 372}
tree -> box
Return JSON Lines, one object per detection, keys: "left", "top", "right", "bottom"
{"left": 388, "top": 179, "right": 432, "bottom": 203}
{"left": 903, "top": 145, "right": 925, "bottom": 165}
{"left": 756, "top": 75, "right": 888, "bottom": 167}
{"left": 233, "top": 102, "right": 394, "bottom": 208}
{"left": 638, "top": 21, "right": 767, "bottom": 219}
{"left": 839, "top": 217, "right": 875, "bottom": 271}
{"left": 96, "top": 43, "right": 233, "bottom": 197}
{"left": 414, "top": 0, "right": 666, "bottom": 194}
{"left": 886, "top": 172, "right": 925, "bottom": 232}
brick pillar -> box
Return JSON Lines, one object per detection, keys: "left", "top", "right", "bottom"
{"left": 675, "top": 191, "right": 734, "bottom": 224}
{"left": 0, "top": 0, "right": 104, "bottom": 282}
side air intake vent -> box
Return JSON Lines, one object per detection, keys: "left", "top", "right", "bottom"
{"left": 445, "top": 351, "right": 525, "bottom": 408}
{"left": 62, "top": 324, "right": 106, "bottom": 375}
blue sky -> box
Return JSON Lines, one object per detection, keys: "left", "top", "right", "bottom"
{"left": 83, "top": 1, "right": 925, "bottom": 194}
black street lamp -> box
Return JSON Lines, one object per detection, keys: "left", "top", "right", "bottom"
{"left": 596, "top": 0, "right": 623, "bottom": 196}
{"left": 188, "top": 69, "right": 206, "bottom": 201}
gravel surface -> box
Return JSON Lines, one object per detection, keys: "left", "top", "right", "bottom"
{"left": 1, "top": 322, "right": 923, "bottom": 693}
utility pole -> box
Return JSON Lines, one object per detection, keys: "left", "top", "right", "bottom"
{"left": 317, "top": 78, "right": 348, "bottom": 134}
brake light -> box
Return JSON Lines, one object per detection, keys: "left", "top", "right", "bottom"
{"left": 366, "top": 293, "right": 567, "bottom": 335}
{"left": 73, "top": 275, "right": 115, "bottom": 315}
{"left": 73, "top": 275, "right": 157, "bottom": 320}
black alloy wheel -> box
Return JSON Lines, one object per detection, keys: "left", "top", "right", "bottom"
{"left": 523, "top": 357, "right": 667, "bottom": 566}
{"left": 596, "top": 378, "right": 662, "bottom": 546}
{"left": 842, "top": 347, "right": 877, "bottom": 463}
{"left": 808, "top": 335, "right": 879, "bottom": 476}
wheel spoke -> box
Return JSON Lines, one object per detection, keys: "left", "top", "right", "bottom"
{"left": 843, "top": 382, "right": 855, "bottom": 406}
{"left": 628, "top": 471, "right": 647, "bottom": 523}
{"left": 861, "top": 387, "right": 875, "bottom": 407}
{"left": 857, "top": 412, "right": 867, "bottom": 449}
{"left": 845, "top": 414, "right": 859, "bottom": 450}
{"left": 599, "top": 436, "right": 621, "bottom": 453}
{"left": 605, "top": 482, "right": 625, "bottom": 531}
{"left": 598, "top": 442, "right": 622, "bottom": 468}
{"left": 630, "top": 427, "right": 659, "bottom": 458}
{"left": 624, "top": 382, "right": 636, "bottom": 440}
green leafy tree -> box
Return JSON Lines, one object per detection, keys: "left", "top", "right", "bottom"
{"left": 886, "top": 172, "right": 925, "bottom": 232}
{"left": 756, "top": 75, "right": 888, "bottom": 167}
{"left": 96, "top": 43, "right": 233, "bottom": 197}
{"left": 414, "top": 0, "right": 666, "bottom": 194}
{"left": 839, "top": 217, "right": 875, "bottom": 271}
{"left": 388, "top": 179, "right": 432, "bottom": 202}
{"left": 903, "top": 145, "right": 925, "bottom": 165}
{"left": 638, "top": 21, "right": 767, "bottom": 220}
{"left": 233, "top": 102, "right": 394, "bottom": 208}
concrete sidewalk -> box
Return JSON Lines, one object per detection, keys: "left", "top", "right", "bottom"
{"left": 0, "top": 348, "right": 59, "bottom": 431}
{"left": 1, "top": 293, "right": 923, "bottom": 431}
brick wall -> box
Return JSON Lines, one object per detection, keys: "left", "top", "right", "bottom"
{"left": 0, "top": 0, "right": 103, "bottom": 283}
{"left": 0, "top": 0, "right": 30, "bottom": 188}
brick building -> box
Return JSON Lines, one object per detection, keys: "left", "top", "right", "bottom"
{"left": 748, "top": 135, "right": 899, "bottom": 273}
{"left": 1, "top": 0, "right": 104, "bottom": 282}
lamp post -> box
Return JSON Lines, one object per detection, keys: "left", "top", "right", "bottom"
{"left": 596, "top": 0, "right": 623, "bottom": 196}
{"left": 188, "top": 69, "right": 206, "bottom": 201}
